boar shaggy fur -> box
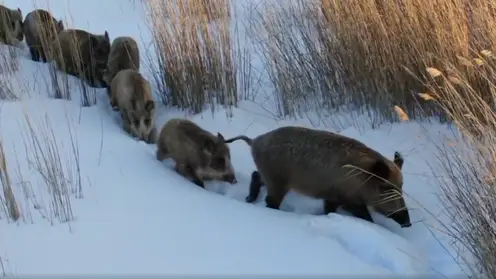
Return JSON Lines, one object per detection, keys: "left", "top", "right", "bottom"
{"left": 103, "top": 36, "right": 140, "bottom": 87}
{"left": 225, "top": 126, "right": 411, "bottom": 228}
{"left": 110, "top": 69, "right": 157, "bottom": 143}
{"left": 51, "top": 29, "right": 110, "bottom": 88}
{"left": 23, "top": 9, "right": 64, "bottom": 62}
{"left": 156, "top": 118, "right": 237, "bottom": 188}
{"left": 0, "top": 5, "right": 23, "bottom": 46}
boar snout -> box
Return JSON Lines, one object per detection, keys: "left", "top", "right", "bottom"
{"left": 390, "top": 209, "right": 411, "bottom": 228}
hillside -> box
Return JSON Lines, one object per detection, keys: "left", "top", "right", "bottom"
{"left": 0, "top": 0, "right": 469, "bottom": 277}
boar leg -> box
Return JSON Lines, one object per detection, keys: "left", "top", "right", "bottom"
{"left": 188, "top": 165, "right": 206, "bottom": 188}
{"left": 107, "top": 86, "right": 119, "bottom": 111}
{"left": 156, "top": 143, "right": 169, "bottom": 161}
{"left": 323, "top": 200, "right": 340, "bottom": 214}
{"left": 29, "top": 47, "right": 41, "bottom": 62}
{"left": 40, "top": 50, "right": 48, "bottom": 63}
{"left": 145, "top": 127, "right": 158, "bottom": 144}
{"left": 174, "top": 163, "right": 192, "bottom": 180}
{"left": 110, "top": 99, "right": 118, "bottom": 110}
{"left": 342, "top": 203, "right": 373, "bottom": 223}
{"left": 83, "top": 66, "right": 94, "bottom": 86}
{"left": 87, "top": 65, "right": 104, "bottom": 88}
{"left": 109, "top": 88, "right": 119, "bottom": 110}
{"left": 263, "top": 175, "right": 289, "bottom": 210}
{"left": 246, "top": 171, "right": 263, "bottom": 203}
{"left": 120, "top": 112, "right": 132, "bottom": 135}
{"left": 175, "top": 163, "right": 205, "bottom": 188}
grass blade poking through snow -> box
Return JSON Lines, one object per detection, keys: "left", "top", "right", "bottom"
{"left": 0, "top": 45, "right": 20, "bottom": 100}
{"left": 22, "top": 110, "right": 77, "bottom": 225}
{"left": 0, "top": 45, "right": 21, "bottom": 222}
{"left": 405, "top": 52, "right": 496, "bottom": 278}
{"left": 0, "top": 135, "right": 21, "bottom": 222}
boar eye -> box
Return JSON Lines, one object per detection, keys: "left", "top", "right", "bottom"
{"left": 144, "top": 118, "right": 151, "bottom": 126}
{"left": 212, "top": 157, "right": 225, "bottom": 168}
{"left": 133, "top": 119, "right": 140, "bottom": 126}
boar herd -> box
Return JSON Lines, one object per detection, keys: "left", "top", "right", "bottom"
{"left": 0, "top": 5, "right": 156, "bottom": 144}
{"left": 155, "top": 120, "right": 412, "bottom": 228}
{"left": 0, "top": 5, "right": 412, "bottom": 229}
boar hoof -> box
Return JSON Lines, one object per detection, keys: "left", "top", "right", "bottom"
{"left": 245, "top": 194, "right": 258, "bottom": 203}
{"left": 192, "top": 179, "right": 205, "bottom": 188}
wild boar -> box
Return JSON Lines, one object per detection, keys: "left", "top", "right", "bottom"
{"left": 110, "top": 68, "right": 157, "bottom": 143}
{"left": 51, "top": 29, "right": 110, "bottom": 87}
{"left": 156, "top": 118, "right": 237, "bottom": 188}
{"left": 23, "top": 9, "right": 64, "bottom": 62}
{"left": 225, "top": 126, "right": 411, "bottom": 228}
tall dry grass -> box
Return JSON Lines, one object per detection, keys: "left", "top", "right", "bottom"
{"left": 0, "top": 136, "right": 20, "bottom": 222}
{"left": 21, "top": 110, "right": 82, "bottom": 225}
{"left": 400, "top": 56, "right": 496, "bottom": 278}
{"left": 253, "top": 0, "right": 496, "bottom": 125}
{"left": 0, "top": 32, "right": 85, "bottom": 224}
{"left": 0, "top": 43, "right": 23, "bottom": 222}
{"left": 0, "top": 107, "right": 83, "bottom": 226}
{"left": 0, "top": 45, "right": 20, "bottom": 100}
{"left": 145, "top": 0, "right": 237, "bottom": 114}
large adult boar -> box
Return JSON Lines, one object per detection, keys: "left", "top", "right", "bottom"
{"left": 110, "top": 69, "right": 157, "bottom": 143}
{"left": 225, "top": 126, "right": 411, "bottom": 228}
{"left": 102, "top": 36, "right": 140, "bottom": 87}
{"left": 156, "top": 118, "right": 238, "bottom": 188}
{"left": 51, "top": 29, "right": 110, "bottom": 88}
{"left": 23, "top": 9, "right": 64, "bottom": 62}
{"left": 0, "top": 5, "right": 23, "bottom": 46}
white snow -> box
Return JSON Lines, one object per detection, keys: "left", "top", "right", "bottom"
{"left": 0, "top": 0, "right": 470, "bottom": 277}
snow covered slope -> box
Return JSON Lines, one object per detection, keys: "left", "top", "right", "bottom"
{"left": 0, "top": 0, "right": 468, "bottom": 277}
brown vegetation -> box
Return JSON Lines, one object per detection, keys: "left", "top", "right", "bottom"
{"left": 145, "top": 0, "right": 236, "bottom": 113}
{"left": 252, "top": 0, "right": 496, "bottom": 125}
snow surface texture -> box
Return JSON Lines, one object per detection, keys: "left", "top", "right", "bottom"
{"left": 0, "top": 0, "right": 468, "bottom": 277}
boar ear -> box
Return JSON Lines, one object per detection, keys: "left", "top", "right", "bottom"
{"left": 216, "top": 132, "right": 225, "bottom": 141}
{"left": 369, "top": 160, "right": 390, "bottom": 181}
{"left": 393, "top": 151, "right": 404, "bottom": 170}
{"left": 17, "top": 8, "right": 22, "bottom": 15}
{"left": 104, "top": 31, "right": 109, "bottom": 41}
{"left": 145, "top": 100, "right": 155, "bottom": 112}
{"left": 58, "top": 20, "right": 64, "bottom": 30}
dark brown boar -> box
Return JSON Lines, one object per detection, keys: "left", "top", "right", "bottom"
{"left": 23, "top": 9, "right": 64, "bottom": 62}
{"left": 51, "top": 29, "right": 110, "bottom": 88}
{"left": 224, "top": 126, "right": 411, "bottom": 228}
